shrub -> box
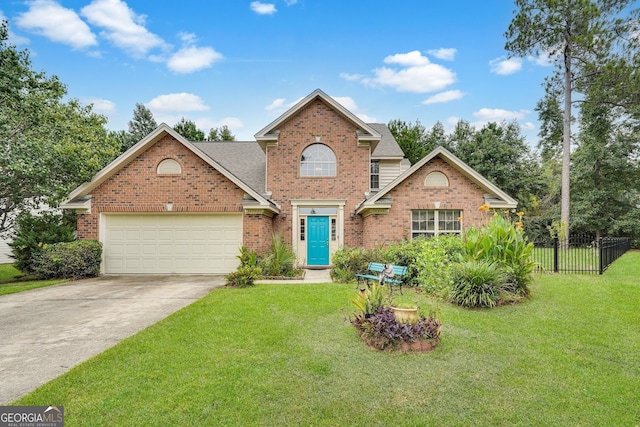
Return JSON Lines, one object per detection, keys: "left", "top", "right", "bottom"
{"left": 449, "top": 260, "right": 505, "bottom": 308}
{"left": 237, "top": 246, "right": 261, "bottom": 268}
{"left": 225, "top": 266, "right": 262, "bottom": 288}
{"left": 408, "top": 235, "right": 465, "bottom": 296}
{"left": 463, "top": 213, "right": 536, "bottom": 296}
{"left": 9, "top": 211, "right": 75, "bottom": 274}
{"left": 31, "top": 240, "right": 102, "bottom": 279}
{"left": 351, "top": 281, "right": 388, "bottom": 317}
{"left": 262, "top": 233, "right": 299, "bottom": 277}
{"left": 351, "top": 306, "right": 441, "bottom": 351}
{"left": 330, "top": 246, "right": 386, "bottom": 283}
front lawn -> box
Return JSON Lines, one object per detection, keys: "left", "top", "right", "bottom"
{"left": 14, "top": 253, "right": 640, "bottom": 426}
{"left": 0, "top": 263, "right": 67, "bottom": 296}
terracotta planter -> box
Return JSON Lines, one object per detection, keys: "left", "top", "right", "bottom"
{"left": 391, "top": 306, "right": 419, "bottom": 323}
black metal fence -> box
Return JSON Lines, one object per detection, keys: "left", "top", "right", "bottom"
{"left": 533, "top": 234, "right": 631, "bottom": 274}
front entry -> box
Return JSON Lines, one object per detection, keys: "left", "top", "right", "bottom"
{"left": 307, "top": 216, "right": 330, "bottom": 265}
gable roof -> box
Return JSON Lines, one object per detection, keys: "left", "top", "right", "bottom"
{"left": 368, "top": 123, "right": 405, "bottom": 159}
{"left": 357, "top": 146, "right": 518, "bottom": 213}
{"left": 191, "top": 141, "right": 266, "bottom": 196}
{"left": 254, "top": 88, "right": 382, "bottom": 151}
{"left": 61, "top": 124, "right": 276, "bottom": 212}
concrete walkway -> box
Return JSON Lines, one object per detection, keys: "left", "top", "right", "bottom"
{"left": 0, "top": 275, "right": 225, "bottom": 404}
{"left": 255, "top": 268, "right": 332, "bottom": 284}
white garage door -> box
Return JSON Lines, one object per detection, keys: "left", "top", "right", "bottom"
{"left": 104, "top": 214, "right": 242, "bottom": 274}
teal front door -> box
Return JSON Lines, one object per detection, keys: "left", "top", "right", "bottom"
{"left": 307, "top": 216, "right": 330, "bottom": 265}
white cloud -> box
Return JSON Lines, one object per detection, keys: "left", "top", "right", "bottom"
{"left": 196, "top": 117, "right": 245, "bottom": 135}
{"left": 251, "top": 1, "right": 277, "bottom": 15}
{"left": 15, "top": 0, "right": 97, "bottom": 49}
{"left": 332, "top": 96, "right": 358, "bottom": 111}
{"left": 355, "top": 113, "right": 377, "bottom": 123}
{"left": 427, "top": 48, "right": 457, "bottom": 61}
{"left": 384, "top": 50, "right": 430, "bottom": 67}
{"left": 332, "top": 97, "right": 377, "bottom": 123}
{"left": 147, "top": 93, "right": 210, "bottom": 112}
{"left": 489, "top": 56, "right": 522, "bottom": 75}
{"left": 81, "top": 97, "right": 117, "bottom": 114}
{"left": 339, "top": 72, "right": 363, "bottom": 81}
{"left": 81, "top": 0, "right": 166, "bottom": 57}
{"left": 521, "top": 122, "right": 536, "bottom": 130}
{"left": 527, "top": 52, "right": 555, "bottom": 66}
{"left": 472, "top": 107, "right": 530, "bottom": 122}
{"left": 265, "top": 98, "right": 286, "bottom": 111}
{"left": 359, "top": 50, "right": 456, "bottom": 93}
{"left": 167, "top": 46, "right": 223, "bottom": 73}
{"left": 422, "top": 90, "right": 465, "bottom": 105}
{"left": 164, "top": 32, "right": 222, "bottom": 74}
{"left": 284, "top": 0, "right": 298, "bottom": 5}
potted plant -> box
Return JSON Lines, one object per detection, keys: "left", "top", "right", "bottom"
{"left": 390, "top": 303, "right": 419, "bottom": 323}
{"left": 390, "top": 295, "right": 419, "bottom": 323}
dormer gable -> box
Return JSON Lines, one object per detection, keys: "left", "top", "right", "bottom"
{"left": 254, "top": 89, "right": 382, "bottom": 152}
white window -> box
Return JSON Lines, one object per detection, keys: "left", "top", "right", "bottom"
{"left": 412, "top": 210, "right": 461, "bottom": 238}
{"left": 370, "top": 161, "right": 380, "bottom": 190}
{"left": 301, "top": 144, "right": 336, "bottom": 176}
{"left": 157, "top": 158, "right": 181, "bottom": 175}
{"left": 424, "top": 171, "right": 449, "bottom": 187}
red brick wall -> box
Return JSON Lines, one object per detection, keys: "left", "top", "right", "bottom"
{"left": 266, "top": 98, "right": 369, "bottom": 247}
{"left": 243, "top": 213, "right": 274, "bottom": 254}
{"left": 77, "top": 135, "right": 247, "bottom": 239}
{"left": 362, "top": 157, "right": 490, "bottom": 248}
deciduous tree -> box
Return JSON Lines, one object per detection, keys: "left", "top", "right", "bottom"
{"left": 0, "top": 20, "right": 118, "bottom": 234}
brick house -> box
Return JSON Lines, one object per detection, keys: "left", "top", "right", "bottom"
{"left": 61, "top": 89, "right": 517, "bottom": 274}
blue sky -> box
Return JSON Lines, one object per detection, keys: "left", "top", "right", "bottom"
{"left": 1, "top": 0, "right": 554, "bottom": 143}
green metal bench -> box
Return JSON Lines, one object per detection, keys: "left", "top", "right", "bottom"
{"left": 355, "top": 262, "right": 408, "bottom": 294}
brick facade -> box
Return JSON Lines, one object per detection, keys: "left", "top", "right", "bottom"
{"left": 77, "top": 135, "right": 246, "bottom": 239}
{"left": 67, "top": 90, "right": 516, "bottom": 272}
{"left": 362, "top": 157, "right": 489, "bottom": 249}
{"left": 266, "top": 99, "right": 369, "bottom": 248}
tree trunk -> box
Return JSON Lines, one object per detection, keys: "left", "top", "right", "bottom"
{"left": 562, "top": 41, "right": 572, "bottom": 242}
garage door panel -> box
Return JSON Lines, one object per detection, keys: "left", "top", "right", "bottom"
{"left": 104, "top": 214, "right": 242, "bottom": 274}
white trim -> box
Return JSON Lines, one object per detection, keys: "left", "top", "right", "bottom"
{"left": 290, "top": 199, "right": 345, "bottom": 266}
{"left": 62, "top": 124, "right": 277, "bottom": 213}
{"left": 357, "top": 146, "right": 517, "bottom": 213}
{"left": 254, "top": 89, "right": 382, "bottom": 145}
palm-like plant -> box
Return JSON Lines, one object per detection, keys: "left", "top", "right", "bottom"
{"left": 263, "top": 233, "right": 297, "bottom": 276}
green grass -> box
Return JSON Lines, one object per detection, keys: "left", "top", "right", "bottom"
{"left": 13, "top": 253, "right": 640, "bottom": 426}
{"left": 0, "top": 263, "right": 66, "bottom": 296}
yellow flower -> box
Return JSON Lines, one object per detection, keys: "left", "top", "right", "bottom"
{"left": 517, "top": 211, "right": 524, "bottom": 218}
{"left": 478, "top": 204, "right": 490, "bottom": 212}
{"left": 504, "top": 210, "right": 510, "bottom": 216}
{"left": 514, "top": 221, "right": 524, "bottom": 231}
{"left": 457, "top": 216, "right": 464, "bottom": 222}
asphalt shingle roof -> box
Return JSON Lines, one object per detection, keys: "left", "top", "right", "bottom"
{"left": 191, "top": 141, "right": 266, "bottom": 195}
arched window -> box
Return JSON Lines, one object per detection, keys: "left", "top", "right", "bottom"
{"left": 424, "top": 171, "right": 449, "bottom": 187}
{"left": 157, "top": 158, "right": 182, "bottom": 175}
{"left": 300, "top": 144, "right": 336, "bottom": 176}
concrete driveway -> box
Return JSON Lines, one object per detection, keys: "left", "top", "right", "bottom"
{"left": 0, "top": 275, "right": 225, "bottom": 404}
